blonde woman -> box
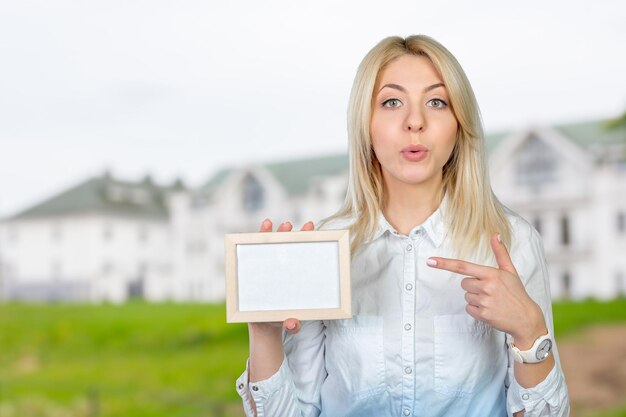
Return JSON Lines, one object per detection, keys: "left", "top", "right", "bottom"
{"left": 236, "top": 35, "right": 569, "bottom": 417}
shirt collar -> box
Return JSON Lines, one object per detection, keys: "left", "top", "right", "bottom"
{"left": 372, "top": 195, "right": 448, "bottom": 248}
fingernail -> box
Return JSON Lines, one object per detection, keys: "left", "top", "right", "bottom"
{"left": 427, "top": 258, "right": 437, "bottom": 266}
{"left": 287, "top": 322, "right": 296, "bottom": 330}
{"left": 497, "top": 233, "right": 501, "bottom": 243}
{"left": 262, "top": 219, "right": 270, "bottom": 226}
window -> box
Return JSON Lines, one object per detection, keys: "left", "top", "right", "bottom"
{"left": 106, "top": 185, "right": 151, "bottom": 205}
{"left": 560, "top": 215, "right": 570, "bottom": 246}
{"left": 516, "top": 135, "right": 557, "bottom": 189}
{"left": 130, "top": 188, "right": 150, "bottom": 205}
{"left": 242, "top": 174, "right": 264, "bottom": 213}
{"left": 562, "top": 271, "right": 571, "bottom": 298}
{"left": 618, "top": 212, "right": 625, "bottom": 234}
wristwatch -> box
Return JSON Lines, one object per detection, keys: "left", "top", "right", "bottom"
{"left": 508, "top": 330, "right": 553, "bottom": 364}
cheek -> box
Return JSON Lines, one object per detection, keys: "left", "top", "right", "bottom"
{"left": 434, "top": 121, "right": 458, "bottom": 163}
{"left": 370, "top": 115, "right": 388, "bottom": 154}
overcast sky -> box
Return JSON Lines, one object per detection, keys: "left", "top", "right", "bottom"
{"left": 0, "top": 0, "right": 624, "bottom": 217}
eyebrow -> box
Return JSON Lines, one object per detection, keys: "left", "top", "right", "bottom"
{"left": 378, "top": 82, "right": 446, "bottom": 94}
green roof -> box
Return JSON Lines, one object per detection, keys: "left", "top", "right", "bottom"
{"left": 201, "top": 168, "right": 232, "bottom": 196}
{"left": 201, "top": 153, "right": 349, "bottom": 197}
{"left": 556, "top": 119, "right": 626, "bottom": 149}
{"left": 485, "top": 118, "right": 626, "bottom": 153}
{"left": 265, "top": 154, "right": 349, "bottom": 195}
{"left": 9, "top": 175, "right": 177, "bottom": 220}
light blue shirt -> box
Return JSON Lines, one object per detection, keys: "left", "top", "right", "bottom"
{"left": 236, "top": 203, "right": 569, "bottom": 416}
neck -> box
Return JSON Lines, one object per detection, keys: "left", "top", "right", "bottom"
{"left": 382, "top": 175, "right": 444, "bottom": 236}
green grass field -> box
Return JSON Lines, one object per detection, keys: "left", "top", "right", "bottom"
{"left": 0, "top": 298, "right": 625, "bottom": 417}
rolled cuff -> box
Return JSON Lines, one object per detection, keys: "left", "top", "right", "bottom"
{"left": 507, "top": 361, "right": 569, "bottom": 417}
{"left": 236, "top": 355, "right": 293, "bottom": 417}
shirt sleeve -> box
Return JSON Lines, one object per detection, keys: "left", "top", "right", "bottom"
{"left": 505, "top": 223, "right": 570, "bottom": 417}
{"left": 235, "top": 319, "right": 327, "bottom": 417}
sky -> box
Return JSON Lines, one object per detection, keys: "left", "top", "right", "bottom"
{"left": 0, "top": 0, "right": 625, "bottom": 217}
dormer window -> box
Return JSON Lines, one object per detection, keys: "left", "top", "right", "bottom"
{"left": 106, "top": 185, "right": 150, "bottom": 205}
{"left": 242, "top": 174, "right": 264, "bottom": 213}
{"left": 516, "top": 135, "right": 557, "bottom": 189}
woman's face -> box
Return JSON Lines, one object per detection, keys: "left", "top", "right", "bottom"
{"left": 370, "top": 54, "right": 458, "bottom": 191}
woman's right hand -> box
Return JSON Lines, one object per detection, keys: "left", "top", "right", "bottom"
{"left": 247, "top": 218, "right": 315, "bottom": 385}
{"left": 248, "top": 218, "right": 315, "bottom": 336}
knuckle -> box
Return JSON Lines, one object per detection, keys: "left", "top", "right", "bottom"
{"left": 455, "top": 262, "right": 467, "bottom": 274}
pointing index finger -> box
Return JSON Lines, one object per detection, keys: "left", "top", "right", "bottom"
{"left": 427, "top": 257, "right": 495, "bottom": 279}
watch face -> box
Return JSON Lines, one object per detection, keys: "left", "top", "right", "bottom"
{"left": 535, "top": 339, "right": 553, "bottom": 360}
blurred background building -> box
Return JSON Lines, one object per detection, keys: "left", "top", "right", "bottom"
{"left": 1, "top": 117, "right": 625, "bottom": 303}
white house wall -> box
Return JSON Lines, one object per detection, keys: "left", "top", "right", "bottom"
{"left": 1, "top": 214, "right": 171, "bottom": 303}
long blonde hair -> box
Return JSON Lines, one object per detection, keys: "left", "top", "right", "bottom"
{"left": 323, "top": 35, "right": 511, "bottom": 260}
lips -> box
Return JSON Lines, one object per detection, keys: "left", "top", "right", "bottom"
{"left": 401, "top": 144, "right": 428, "bottom": 162}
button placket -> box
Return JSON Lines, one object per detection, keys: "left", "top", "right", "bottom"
{"left": 401, "top": 236, "right": 417, "bottom": 417}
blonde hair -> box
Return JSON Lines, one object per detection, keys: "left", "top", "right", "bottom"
{"left": 322, "top": 35, "right": 511, "bottom": 260}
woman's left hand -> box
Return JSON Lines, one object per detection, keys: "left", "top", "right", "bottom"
{"left": 427, "top": 233, "right": 547, "bottom": 348}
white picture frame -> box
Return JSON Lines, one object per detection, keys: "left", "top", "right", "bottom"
{"left": 224, "top": 230, "right": 351, "bottom": 323}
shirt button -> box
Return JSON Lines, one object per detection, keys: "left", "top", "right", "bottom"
{"left": 522, "top": 393, "right": 530, "bottom": 400}
{"left": 404, "top": 323, "right": 412, "bottom": 331}
{"left": 405, "top": 283, "right": 413, "bottom": 291}
{"left": 403, "top": 408, "right": 411, "bottom": 416}
{"left": 252, "top": 385, "right": 259, "bottom": 392}
{"left": 238, "top": 383, "right": 244, "bottom": 390}
{"left": 406, "top": 244, "right": 413, "bottom": 251}
{"left": 404, "top": 367, "right": 412, "bottom": 374}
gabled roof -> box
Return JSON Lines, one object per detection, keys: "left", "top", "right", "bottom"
{"left": 8, "top": 174, "right": 180, "bottom": 220}
{"left": 484, "top": 118, "right": 626, "bottom": 153}
{"left": 556, "top": 119, "right": 626, "bottom": 149}
{"left": 200, "top": 153, "right": 349, "bottom": 197}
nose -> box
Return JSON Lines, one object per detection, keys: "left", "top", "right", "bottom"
{"left": 405, "top": 105, "right": 424, "bottom": 132}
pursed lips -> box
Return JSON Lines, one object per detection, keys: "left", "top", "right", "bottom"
{"left": 401, "top": 144, "right": 428, "bottom": 161}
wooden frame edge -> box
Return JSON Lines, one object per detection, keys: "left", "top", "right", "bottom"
{"left": 224, "top": 229, "right": 352, "bottom": 323}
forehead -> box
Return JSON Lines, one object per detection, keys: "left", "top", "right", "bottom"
{"left": 376, "top": 54, "right": 442, "bottom": 87}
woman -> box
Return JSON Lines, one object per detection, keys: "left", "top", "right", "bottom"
{"left": 235, "top": 35, "right": 569, "bottom": 417}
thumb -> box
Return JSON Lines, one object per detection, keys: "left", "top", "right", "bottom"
{"left": 490, "top": 233, "right": 517, "bottom": 275}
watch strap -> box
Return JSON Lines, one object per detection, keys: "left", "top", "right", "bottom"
{"left": 508, "top": 330, "right": 553, "bottom": 364}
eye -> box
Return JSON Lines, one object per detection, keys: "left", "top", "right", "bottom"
{"left": 427, "top": 98, "right": 448, "bottom": 109}
{"left": 382, "top": 98, "right": 402, "bottom": 108}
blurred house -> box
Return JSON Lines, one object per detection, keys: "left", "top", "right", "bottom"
{"left": 0, "top": 118, "right": 624, "bottom": 302}
{"left": 490, "top": 120, "right": 626, "bottom": 300}
{"left": 0, "top": 173, "right": 179, "bottom": 303}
